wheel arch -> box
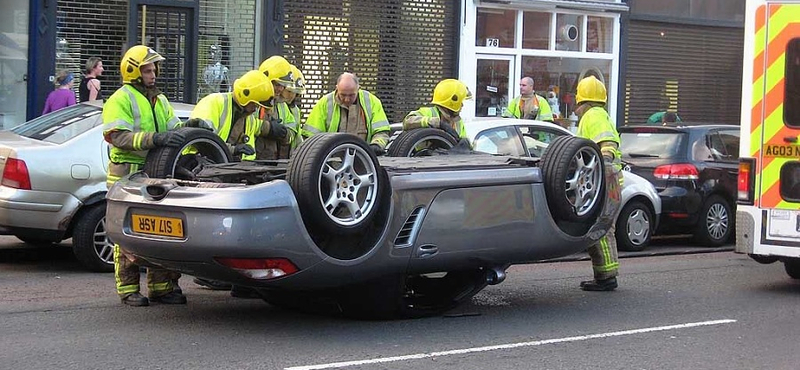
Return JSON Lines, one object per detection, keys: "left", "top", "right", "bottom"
{"left": 65, "top": 192, "right": 107, "bottom": 238}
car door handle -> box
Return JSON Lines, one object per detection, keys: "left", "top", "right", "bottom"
{"left": 784, "top": 136, "right": 798, "bottom": 143}
{"left": 417, "top": 244, "right": 438, "bottom": 258}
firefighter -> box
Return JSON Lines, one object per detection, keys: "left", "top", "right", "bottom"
{"left": 574, "top": 75, "right": 621, "bottom": 291}
{"left": 402, "top": 78, "right": 472, "bottom": 142}
{"left": 503, "top": 77, "right": 554, "bottom": 122}
{"left": 254, "top": 56, "right": 297, "bottom": 160}
{"left": 282, "top": 64, "right": 306, "bottom": 148}
{"left": 184, "top": 70, "right": 276, "bottom": 160}
{"left": 303, "top": 72, "right": 390, "bottom": 156}
{"left": 102, "top": 45, "right": 187, "bottom": 306}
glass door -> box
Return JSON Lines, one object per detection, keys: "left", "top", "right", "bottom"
{"left": 475, "top": 55, "right": 513, "bottom": 117}
{"left": 0, "top": 0, "right": 28, "bottom": 128}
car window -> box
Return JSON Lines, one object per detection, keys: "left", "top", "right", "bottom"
{"left": 473, "top": 126, "right": 526, "bottom": 156}
{"left": 719, "top": 130, "right": 740, "bottom": 160}
{"left": 10, "top": 104, "right": 102, "bottom": 144}
{"left": 620, "top": 132, "right": 685, "bottom": 159}
{"left": 518, "top": 126, "right": 567, "bottom": 157}
{"left": 704, "top": 130, "right": 739, "bottom": 162}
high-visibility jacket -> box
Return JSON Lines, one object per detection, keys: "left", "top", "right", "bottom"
{"left": 190, "top": 93, "right": 259, "bottom": 150}
{"left": 504, "top": 94, "right": 553, "bottom": 121}
{"left": 402, "top": 106, "right": 467, "bottom": 139}
{"left": 102, "top": 84, "right": 180, "bottom": 165}
{"left": 576, "top": 106, "right": 622, "bottom": 174}
{"left": 254, "top": 102, "right": 300, "bottom": 160}
{"left": 303, "top": 90, "right": 390, "bottom": 147}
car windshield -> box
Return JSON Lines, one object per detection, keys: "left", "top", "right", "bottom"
{"left": 9, "top": 104, "right": 102, "bottom": 144}
{"left": 620, "top": 132, "right": 685, "bottom": 159}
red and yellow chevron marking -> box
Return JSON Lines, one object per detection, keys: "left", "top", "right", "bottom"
{"left": 751, "top": 4, "right": 800, "bottom": 209}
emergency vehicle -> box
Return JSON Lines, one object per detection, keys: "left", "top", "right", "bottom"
{"left": 736, "top": 0, "right": 800, "bottom": 278}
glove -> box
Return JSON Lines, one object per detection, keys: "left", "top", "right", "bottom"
{"left": 440, "top": 123, "right": 460, "bottom": 141}
{"left": 267, "top": 119, "right": 288, "bottom": 139}
{"left": 369, "top": 144, "right": 385, "bottom": 156}
{"left": 182, "top": 118, "right": 214, "bottom": 131}
{"left": 152, "top": 131, "right": 186, "bottom": 148}
{"left": 232, "top": 143, "right": 255, "bottom": 157}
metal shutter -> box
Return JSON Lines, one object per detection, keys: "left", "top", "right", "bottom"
{"left": 283, "top": 0, "right": 459, "bottom": 123}
{"left": 623, "top": 21, "right": 744, "bottom": 126}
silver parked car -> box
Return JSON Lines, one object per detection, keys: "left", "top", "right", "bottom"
{"left": 0, "top": 101, "right": 194, "bottom": 271}
{"left": 387, "top": 118, "right": 662, "bottom": 251}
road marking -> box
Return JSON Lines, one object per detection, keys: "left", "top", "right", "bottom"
{"left": 285, "top": 319, "right": 737, "bottom": 370}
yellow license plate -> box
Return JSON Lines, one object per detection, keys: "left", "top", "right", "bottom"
{"left": 131, "top": 214, "right": 184, "bottom": 238}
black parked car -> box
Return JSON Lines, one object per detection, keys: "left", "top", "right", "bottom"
{"left": 618, "top": 124, "right": 740, "bottom": 246}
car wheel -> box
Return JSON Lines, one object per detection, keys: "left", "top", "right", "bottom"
{"left": 339, "top": 269, "right": 489, "bottom": 320}
{"left": 15, "top": 235, "right": 58, "bottom": 246}
{"left": 541, "top": 136, "right": 605, "bottom": 223}
{"left": 287, "top": 133, "right": 388, "bottom": 235}
{"left": 784, "top": 259, "right": 800, "bottom": 279}
{"left": 615, "top": 200, "right": 653, "bottom": 252}
{"left": 143, "top": 127, "right": 232, "bottom": 180}
{"left": 72, "top": 203, "right": 114, "bottom": 272}
{"left": 693, "top": 194, "right": 732, "bottom": 247}
{"left": 387, "top": 128, "right": 458, "bottom": 157}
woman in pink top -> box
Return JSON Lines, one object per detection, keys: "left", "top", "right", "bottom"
{"left": 42, "top": 71, "right": 77, "bottom": 115}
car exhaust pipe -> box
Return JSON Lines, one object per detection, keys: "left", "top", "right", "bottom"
{"left": 485, "top": 267, "right": 506, "bottom": 285}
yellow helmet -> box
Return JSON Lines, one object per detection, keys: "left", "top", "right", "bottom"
{"left": 258, "top": 56, "right": 294, "bottom": 87}
{"left": 286, "top": 65, "right": 306, "bottom": 95}
{"left": 233, "top": 70, "right": 275, "bottom": 108}
{"left": 120, "top": 45, "right": 165, "bottom": 84}
{"left": 576, "top": 75, "right": 607, "bottom": 104}
{"left": 431, "top": 79, "right": 473, "bottom": 113}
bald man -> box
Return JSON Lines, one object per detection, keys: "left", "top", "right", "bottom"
{"left": 302, "top": 72, "right": 390, "bottom": 155}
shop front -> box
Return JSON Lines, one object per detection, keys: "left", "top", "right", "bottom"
{"left": 459, "top": 0, "right": 627, "bottom": 127}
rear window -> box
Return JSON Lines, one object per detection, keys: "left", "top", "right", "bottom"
{"left": 10, "top": 104, "right": 101, "bottom": 144}
{"left": 620, "top": 132, "right": 685, "bottom": 159}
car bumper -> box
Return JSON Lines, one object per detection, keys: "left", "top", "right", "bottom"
{"left": 0, "top": 186, "right": 80, "bottom": 234}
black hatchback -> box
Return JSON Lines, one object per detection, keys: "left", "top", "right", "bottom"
{"left": 618, "top": 124, "right": 740, "bottom": 246}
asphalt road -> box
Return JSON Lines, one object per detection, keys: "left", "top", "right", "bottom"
{"left": 1, "top": 236, "right": 799, "bottom": 370}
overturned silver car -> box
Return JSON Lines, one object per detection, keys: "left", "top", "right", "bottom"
{"left": 106, "top": 128, "right": 619, "bottom": 319}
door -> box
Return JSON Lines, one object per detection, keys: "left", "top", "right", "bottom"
{"left": 475, "top": 55, "right": 513, "bottom": 117}
{"left": 129, "top": 1, "right": 198, "bottom": 104}
{"left": 0, "top": 0, "right": 28, "bottom": 128}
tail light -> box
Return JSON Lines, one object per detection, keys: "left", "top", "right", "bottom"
{"left": 737, "top": 158, "right": 755, "bottom": 205}
{"left": 215, "top": 257, "right": 299, "bottom": 280}
{"left": 1, "top": 158, "right": 31, "bottom": 190}
{"left": 653, "top": 164, "right": 699, "bottom": 180}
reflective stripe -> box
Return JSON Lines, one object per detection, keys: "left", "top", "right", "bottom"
{"left": 108, "top": 119, "right": 134, "bottom": 131}
{"left": 148, "top": 281, "right": 172, "bottom": 294}
{"left": 219, "top": 96, "right": 230, "bottom": 135}
{"left": 592, "top": 131, "right": 617, "bottom": 142}
{"left": 372, "top": 119, "right": 389, "bottom": 129}
{"left": 121, "top": 86, "right": 142, "bottom": 131}
{"left": 133, "top": 132, "right": 145, "bottom": 151}
{"left": 114, "top": 244, "right": 139, "bottom": 295}
{"left": 158, "top": 95, "right": 180, "bottom": 129}
{"left": 362, "top": 91, "right": 372, "bottom": 116}
{"left": 304, "top": 125, "right": 322, "bottom": 134}
{"left": 325, "top": 93, "right": 335, "bottom": 129}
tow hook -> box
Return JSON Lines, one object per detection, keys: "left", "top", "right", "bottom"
{"left": 485, "top": 267, "right": 507, "bottom": 285}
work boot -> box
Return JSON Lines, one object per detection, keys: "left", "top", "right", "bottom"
{"left": 149, "top": 291, "right": 188, "bottom": 304}
{"left": 121, "top": 293, "right": 149, "bottom": 307}
{"left": 193, "top": 277, "right": 233, "bottom": 291}
{"left": 580, "top": 277, "right": 618, "bottom": 291}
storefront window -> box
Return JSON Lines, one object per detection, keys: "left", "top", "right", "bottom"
{"left": 475, "top": 58, "right": 511, "bottom": 117}
{"left": 0, "top": 0, "right": 28, "bottom": 128}
{"left": 520, "top": 56, "right": 611, "bottom": 121}
{"left": 556, "top": 13, "right": 582, "bottom": 51}
{"left": 522, "top": 12, "right": 550, "bottom": 50}
{"left": 587, "top": 16, "right": 613, "bottom": 53}
{"left": 476, "top": 8, "right": 516, "bottom": 48}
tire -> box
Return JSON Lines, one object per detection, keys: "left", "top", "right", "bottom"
{"left": 15, "top": 235, "right": 58, "bottom": 246}
{"left": 339, "top": 269, "right": 489, "bottom": 320}
{"left": 387, "top": 128, "right": 458, "bottom": 157}
{"left": 287, "top": 133, "right": 387, "bottom": 235}
{"left": 784, "top": 259, "right": 800, "bottom": 279}
{"left": 72, "top": 203, "right": 114, "bottom": 272}
{"left": 693, "top": 194, "right": 732, "bottom": 247}
{"left": 143, "top": 127, "right": 232, "bottom": 180}
{"left": 615, "top": 200, "right": 653, "bottom": 252}
{"left": 540, "top": 136, "right": 605, "bottom": 223}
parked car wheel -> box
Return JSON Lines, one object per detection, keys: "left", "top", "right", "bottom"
{"left": 72, "top": 203, "right": 114, "bottom": 272}
{"left": 339, "top": 269, "right": 489, "bottom": 320}
{"left": 784, "top": 259, "right": 800, "bottom": 279}
{"left": 541, "top": 136, "right": 605, "bottom": 223}
{"left": 287, "top": 133, "right": 388, "bottom": 236}
{"left": 15, "top": 235, "right": 58, "bottom": 246}
{"left": 615, "top": 200, "right": 653, "bottom": 252}
{"left": 693, "top": 194, "right": 732, "bottom": 247}
{"left": 143, "top": 128, "right": 232, "bottom": 180}
{"left": 387, "top": 128, "right": 458, "bottom": 157}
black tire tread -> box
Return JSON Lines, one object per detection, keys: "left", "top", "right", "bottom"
{"left": 615, "top": 200, "right": 652, "bottom": 252}
{"left": 72, "top": 203, "right": 113, "bottom": 272}
{"left": 541, "top": 136, "right": 605, "bottom": 222}
{"left": 387, "top": 128, "right": 458, "bottom": 157}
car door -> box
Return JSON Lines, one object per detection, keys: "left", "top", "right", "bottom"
{"left": 704, "top": 129, "right": 740, "bottom": 199}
